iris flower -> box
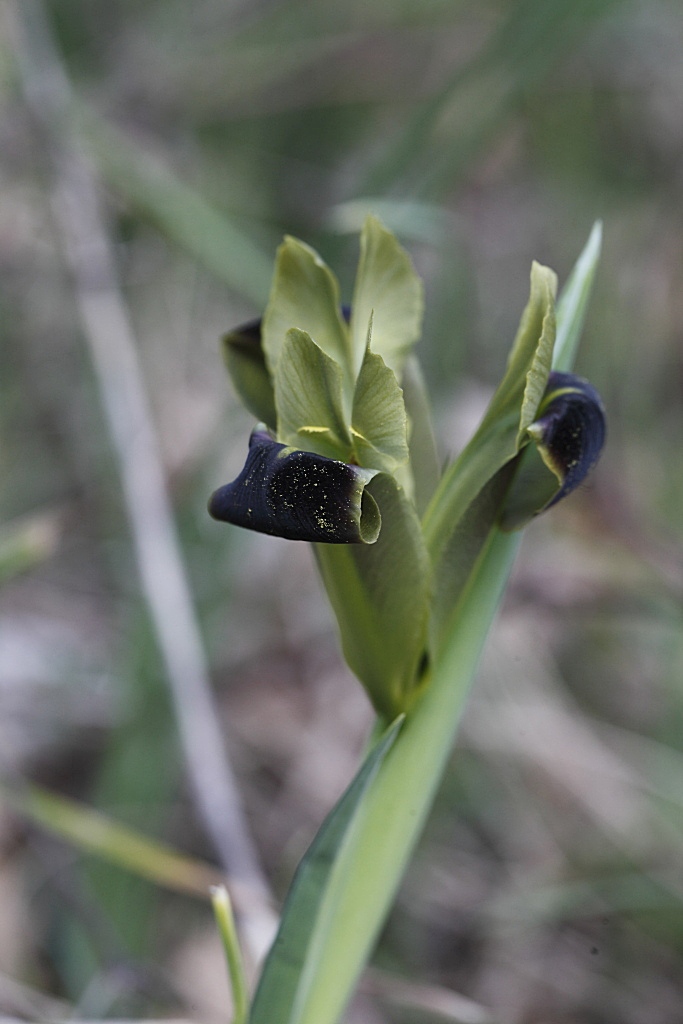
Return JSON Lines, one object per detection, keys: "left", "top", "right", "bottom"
{"left": 208, "top": 218, "right": 605, "bottom": 716}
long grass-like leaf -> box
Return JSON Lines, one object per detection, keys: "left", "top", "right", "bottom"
{"left": 249, "top": 715, "right": 403, "bottom": 1024}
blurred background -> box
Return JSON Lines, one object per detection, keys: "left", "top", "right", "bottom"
{"left": 1, "top": 0, "right": 682, "bottom": 1021}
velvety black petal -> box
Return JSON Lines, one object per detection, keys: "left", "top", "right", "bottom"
{"left": 530, "top": 370, "right": 606, "bottom": 507}
{"left": 499, "top": 371, "right": 606, "bottom": 531}
{"left": 208, "top": 429, "right": 381, "bottom": 544}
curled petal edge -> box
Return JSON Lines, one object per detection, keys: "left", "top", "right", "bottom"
{"left": 208, "top": 428, "right": 381, "bottom": 544}
{"left": 500, "top": 371, "right": 606, "bottom": 530}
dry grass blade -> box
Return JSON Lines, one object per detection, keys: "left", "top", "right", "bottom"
{"left": 0, "top": 970, "right": 71, "bottom": 1021}
{"left": 363, "top": 968, "right": 496, "bottom": 1024}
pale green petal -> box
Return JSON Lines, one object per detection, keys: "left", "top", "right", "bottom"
{"left": 351, "top": 347, "right": 409, "bottom": 473}
{"left": 349, "top": 216, "right": 423, "bottom": 380}
{"left": 275, "top": 329, "right": 352, "bottom": 461}
{"left": 263, "top": 237, "right": 351, "bottom": 387}
{"left": 517, "top": 262, "right": 558, "bottom": 441}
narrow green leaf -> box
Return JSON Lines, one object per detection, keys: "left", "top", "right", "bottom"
{"left": 351, "top": 347, "right": 409, "bottom": 473}
{"left": 315, "top": 474, "right": 431, "bottom": 719}
{"left": 222, "top": 319, "right": 277, "bottom": 430}
{"left": 81, "top": 111, "right": 272, "bottom": 306}
{"left": 249, "top": 715, "right": 404, "bottom": 1024}
{"left": 275, "top": 329, "right": 352, "bottom": 460}
{"left": 329, "top": 198, "right": 453, "bottom": 247}
{"left": 262, "top": 237, "right": 351, "bottom": 390}
{"left": 350, "top": 216, "right": 424, "bottom": 380}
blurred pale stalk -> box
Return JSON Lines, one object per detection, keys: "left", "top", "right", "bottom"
{"left": 7, "top": 0, "right": 276, "bottom": 964}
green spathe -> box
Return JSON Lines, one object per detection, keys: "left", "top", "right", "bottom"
{"left": 315, "top": 472, "right": 431, "bottom": 719}
{"left": 423, "top": 261, "right": 557, "bottom": 642}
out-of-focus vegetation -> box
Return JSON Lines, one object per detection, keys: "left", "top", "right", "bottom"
{"left": 0, "top": 0, "right": 682, "bottom": 1021}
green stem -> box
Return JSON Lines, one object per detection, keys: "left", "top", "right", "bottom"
{"left": 292, "top": 527, "right": 520, "bottom": 1024}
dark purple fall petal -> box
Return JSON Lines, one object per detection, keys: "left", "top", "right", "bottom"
{"left": 530, "top": 370, "right": 606, "bottom": 507}
{"left": 208, "top": 430, "right": 380, "bottom": 544}
{"left": 221, "top": 318, "right": 277, "bottom": 428}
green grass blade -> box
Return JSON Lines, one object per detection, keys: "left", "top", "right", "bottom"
{"left": 0, "top": 512, "right": 60, "bottom": 584}
{"left": 79, "top": 111, "right": 273, "bottom": 305}
{"left": 249, "top": 715, "right": 404, "bottom": 1024}
{"left": 212, "top": 885, "right": 250, "bottom": 1024}
{"left": 0, "top": 780, "right": 224, "bottom": 899}
{"left": 362, "top": 0, "right": 622, "bottom": 198}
